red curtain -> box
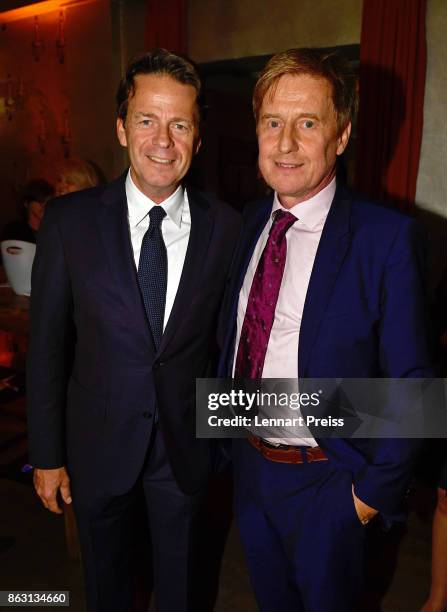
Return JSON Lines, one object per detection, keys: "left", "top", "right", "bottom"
{"left": 355, "top": 0, "right": 427, "bottom": 211}
{"left": 145, "top": 0, "right": 187, "bottom": 54}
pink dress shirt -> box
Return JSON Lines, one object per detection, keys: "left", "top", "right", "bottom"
{"left": 234, "top": 178, "right": 336, "bottom": 446}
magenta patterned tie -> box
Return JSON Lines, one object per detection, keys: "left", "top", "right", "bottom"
{"left": 234, "top": 209, "right": 297, "bottom": 379}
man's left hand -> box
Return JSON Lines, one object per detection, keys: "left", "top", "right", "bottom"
{"left": 352, "top": 485, "right": 379, "bottom": 525}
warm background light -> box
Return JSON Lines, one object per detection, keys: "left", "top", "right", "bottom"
{"left": 0, "top": 0, "right": 119, "bottom": 235}
{"left": 0, "top": 0, "right": 96, "bottom": 24}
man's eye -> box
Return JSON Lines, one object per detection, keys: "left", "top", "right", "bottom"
{"left": 303, "top": 120, "right": 314, "bottom": 128}
{"left": 138, "top": 117, "right": 155, "bottom": 128}
{"left": 269, "top": 120, "right": 280, "bottom": 128}
{"left": 172, "top": 123, "right": 188, "bottom": 131}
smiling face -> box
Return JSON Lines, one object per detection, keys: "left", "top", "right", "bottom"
{"left": 116, "top": 73, "right": 200, "bottom": 203}
{"left": 257, "top": 73, "right": 351, "bottom": 208}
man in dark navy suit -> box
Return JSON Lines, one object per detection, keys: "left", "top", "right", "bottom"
{"left": 27, "top": 49, "right": 240, "bottom": 612}
{"left": 219, "top": 48, "right": 432, "bottom": 611}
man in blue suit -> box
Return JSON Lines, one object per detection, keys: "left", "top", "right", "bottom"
{"left": 219, "top": 48, "right": 432, "bottom": 611}
{"left": 27, "top": 49, "right": 240, "bottom": 612}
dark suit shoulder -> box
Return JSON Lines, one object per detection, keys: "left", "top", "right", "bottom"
{"left": 46, "top": 184, "right": 107, "bottom": 214}
{"left": 338, "top": 187, "right": 426, "bottom": 266}
{"left": 186, "top": 186, "right": 241, "bottom": 228}
{"left": 242, "top": 195, "right": 273, "bottom": 218}
{"left": 343, "top": 187, "right": 415, "bottom": 231}
{"left": 240, "top": 187, "right": 419, "bottom": 241}
{"left": 42, "top": 176, "right": 126, "bottom": 234}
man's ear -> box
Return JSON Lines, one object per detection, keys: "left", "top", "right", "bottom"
{"left": 337, "top": 121, "right": 351, "bottom": 156}
{"left": 194, "top": 136, "right": 202, "bottom": 155}
{"left": 116, "top": 117, "right": 127, "bottom": 148}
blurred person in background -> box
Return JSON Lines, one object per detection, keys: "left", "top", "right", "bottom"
{"left": 55, "top": 158, "right": 102, "bottom": 195}
{"left": 1, "top": 179, "right": 54, "bottom": 244}
{"left": 0, "top": 178, "right": 53, "bottom": 368}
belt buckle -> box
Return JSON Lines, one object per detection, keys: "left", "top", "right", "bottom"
{"left": 305, "top": 447, "right": 314, "bottom": 462}
{"left": 260, "top": 438, "right": 280, "bottom": 450}
{"left": 261, "top": 439, "right": 291, "bottom": 450}
{"left": 305, "top": 446, "right": 326, "bottom": 463}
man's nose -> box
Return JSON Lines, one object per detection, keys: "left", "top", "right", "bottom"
{"left": 153, "top": 123, "right": 172, "bottom": 148}
{"left": 278, "top": 123, "right": 297, "bottom": 154}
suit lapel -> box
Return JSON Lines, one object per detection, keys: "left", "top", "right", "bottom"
{"left": 96, "top": 174, "right": 154, "bottom": 351}
{"left": 298, "top": 186, "right": 352, "bottom": 377}
{"left": 235, "top": 197, "right": 273, "bottom": 300}
{"left": 157, "top": 185, "right": 214, "bottom": 355}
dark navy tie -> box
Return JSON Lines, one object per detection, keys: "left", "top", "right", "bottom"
{"left": 137, "top": 206, "right": 167, "bottom": 350}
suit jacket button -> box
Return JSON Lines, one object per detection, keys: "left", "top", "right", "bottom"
{"left": 142, "top": 412, "right": 152, "bottom": 419}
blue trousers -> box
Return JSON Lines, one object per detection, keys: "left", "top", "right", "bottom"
{"left": 232, "top": 439, "right": 366, "bottom": 612}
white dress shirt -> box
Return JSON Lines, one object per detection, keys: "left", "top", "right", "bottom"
{"left": 125, "top": 171, "right": 190, "bottom": 329}
{"left": 234, "top": 178, "right": 336, "bottom": 445}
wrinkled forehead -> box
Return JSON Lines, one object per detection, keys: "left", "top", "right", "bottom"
{"left": 262, "top": 73, "right": 334, "bottom": 107}
{"left": 257, "top": 74, "right": 341, "bottom": 132}
{"left": 129, "top": 73, "right": 201, "bottom": 125}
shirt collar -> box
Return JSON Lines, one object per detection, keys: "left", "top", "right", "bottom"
{"left": 125, "top": 169, "right": 185, "bottom": 229}
{"left": 272, "top": 177, "right": 336, "bottom": 230}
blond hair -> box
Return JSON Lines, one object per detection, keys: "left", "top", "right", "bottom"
{"left": 57, "top": 158, "right": 101, "bottom": 192}
{"left": 253, "top": 48, "right": 358, "bottom": 134}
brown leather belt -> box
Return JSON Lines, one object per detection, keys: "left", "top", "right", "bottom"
{"left": 248, "top": 434, "right": 328, "bottom": 464}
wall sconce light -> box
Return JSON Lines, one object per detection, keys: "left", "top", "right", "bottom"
{"left": 32, "top": 16, "right": 44, "bottom": 61}
{"left": 16, "top": 77, "right": 25, "bottom": 110}
{"left": 1, "top": 1, "right": 97, "bottom": 25}
{"left": 56, "top": 10, "right": 65, "bottom": 64}
{"left": 5, "top": 74, "right": 15, "bottom": 121}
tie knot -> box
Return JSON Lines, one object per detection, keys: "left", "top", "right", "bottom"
{"left": 269, "top": 209, "right": 296, "bottom": 239}
{"left": 149, "top": 206, "right": 166, "bottom": 227}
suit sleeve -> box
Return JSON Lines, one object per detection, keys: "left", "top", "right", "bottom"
{"left": 353, "top": 217, "right": 433, "bottom": 517}
{"left": 27, "top": 203, "right": 74, "bottom": 469}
